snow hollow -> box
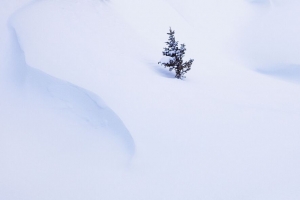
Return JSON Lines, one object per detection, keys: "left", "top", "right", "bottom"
{"left": 1, "top": 0, "right": 300, "bottom": 200}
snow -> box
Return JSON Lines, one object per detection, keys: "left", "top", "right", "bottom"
{"left": 239, "top": 1, "right": 300, "bottom": 77}
{"left": 1, "top": 0, "right": 300, "bottom": 199}
{"left": 160, "top": 56, "right": 174, "bottom": 64}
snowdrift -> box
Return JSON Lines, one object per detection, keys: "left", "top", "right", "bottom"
{"left": 239, "top": 0, "right": 300, "bottom": 83}
{"left": 1, "top": 2, "right": 135, "bottom": 198}
{"left": 1, "top": 0, "right": 300, "bottom": 200}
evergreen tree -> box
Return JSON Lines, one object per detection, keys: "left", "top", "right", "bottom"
{"left": 158, "top": 28, "right": 194, "bottom": 79}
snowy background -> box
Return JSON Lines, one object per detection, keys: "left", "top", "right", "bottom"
{"left": 1, "top": 0, "right": 300, "bottom": 199}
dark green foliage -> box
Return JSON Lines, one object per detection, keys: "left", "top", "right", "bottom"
{"left": 158, "top": 28, "right": 194, "bottom": 79}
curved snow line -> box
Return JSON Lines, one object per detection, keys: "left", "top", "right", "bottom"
{"left": 4, "top": 9, "right": 135, "bottom": 155}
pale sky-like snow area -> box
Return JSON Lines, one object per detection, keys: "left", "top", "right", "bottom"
{"left": 1, "top": 0, "right": 300, "bottom": 199}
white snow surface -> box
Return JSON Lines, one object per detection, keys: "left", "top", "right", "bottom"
{"left": 1, "top": 0, "right": 300, "bottom": 199}
{"left": 159, "top": 56, "right": 174, "bottom": 65}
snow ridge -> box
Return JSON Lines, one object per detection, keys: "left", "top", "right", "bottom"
{"left": 1, "top": 4, "right": 135, "bottom": 156}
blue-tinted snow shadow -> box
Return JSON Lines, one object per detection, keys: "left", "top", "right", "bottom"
{"left": 148, "top": 62, "right": 175, "bottom": 78}
{"left": 256, "top": 64, "right": 300, "bottom": 84}
{"left": 246, "top": 0, "right": 270, "bottom": 5}
{"left": 5, "top": 24, "right": 135, "bottom": 156}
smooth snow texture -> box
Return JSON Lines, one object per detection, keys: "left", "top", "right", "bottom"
{"left": 238, "top": 0, "right": 300, "bottom": 83}
{"left": 1, "top": 2, "right": 135, "bottom": 198}
{"left": 159, "top": 56, "right": 174, "bottom": 64}
{"left": 1, "top": 0, "right": 300, "bottom": 200}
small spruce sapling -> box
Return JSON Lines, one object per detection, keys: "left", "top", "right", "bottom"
{"left": 158, "top": 28, "right": 194, "bottom": 79}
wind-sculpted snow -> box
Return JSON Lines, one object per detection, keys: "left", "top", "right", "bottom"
{"left": 1, "top": 0, "right": 300, "bottom": 200}
{"left": 239, "top": 0, "right": 300, "bottom": 83}
{"left": 257, "top": 64, "right": 300, "bottom": 84}
{"left": 0, "top": 2, "right": 136, "bottom": 197}
{"left": 9, "top": 0, "right": 148, "bottom": 91}
{"left": 4, "top": 13, "right": 135, "bottom": 152}
{"left": 1, "top": 2, "right": 135, "bottom": 198}
{"left": 25, "top": 65, "right": 135, "bottom": 155}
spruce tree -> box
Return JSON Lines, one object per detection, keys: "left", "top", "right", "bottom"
{"left": 158, "top": 28, "right": 194, "bottom": 79}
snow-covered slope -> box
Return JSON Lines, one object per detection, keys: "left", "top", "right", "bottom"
{"left": 1, "top": 0, "right": 300, "bottom": 200}
{"left": 1, "top": 2, "right": 135, "bottom": 198}
{"left": 239, "top": 0, "right": 300, "bottom": 84}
